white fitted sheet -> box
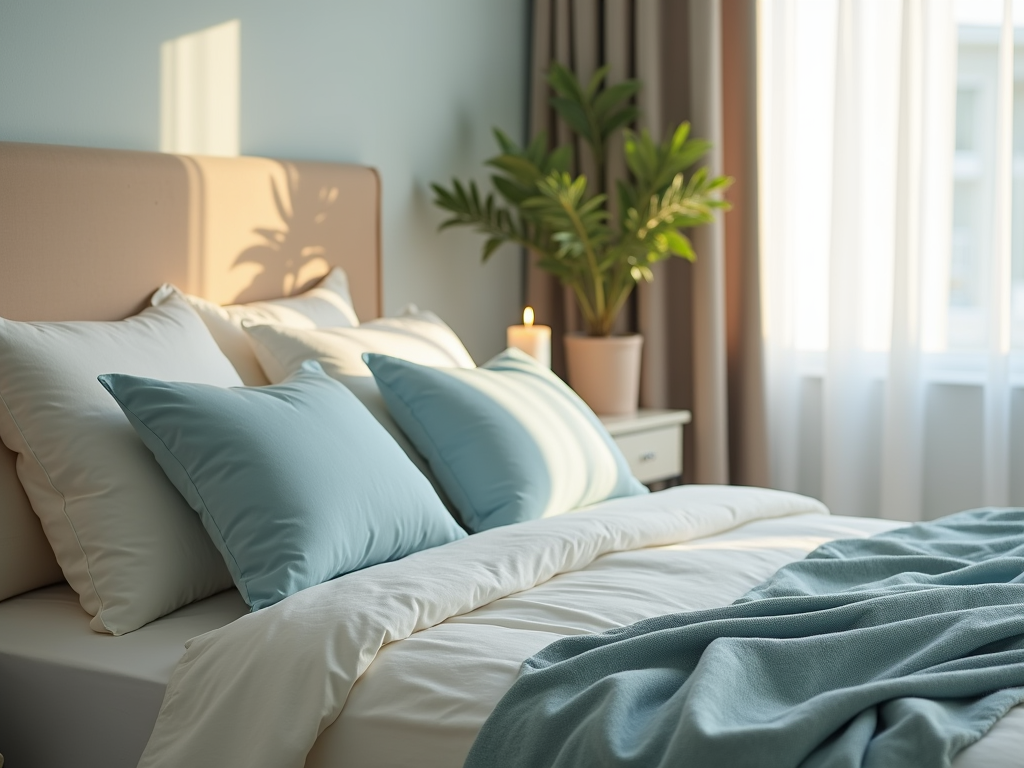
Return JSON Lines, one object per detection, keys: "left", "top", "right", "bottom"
{"left": 0, "top": 585, "right": 246, "bottom": 768}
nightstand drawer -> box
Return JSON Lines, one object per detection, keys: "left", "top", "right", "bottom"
{"left": 613, "top": 424, "right": 682, "bottom": 484}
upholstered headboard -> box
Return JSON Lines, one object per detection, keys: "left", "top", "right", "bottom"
{"left": 0, "top": 141, "right": 382, "bottom": 599}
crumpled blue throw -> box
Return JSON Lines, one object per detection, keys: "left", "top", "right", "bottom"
{"left": 464, "top": 508, "right": 1024, "bottom": 768}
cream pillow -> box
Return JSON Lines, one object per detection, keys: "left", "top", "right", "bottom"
{"left": 0, "top": 445, "right": 63, "bottom": 602}
{"left": 0, "top": 294, "right": 242, "bottom": 634}
{"left": 243, "top": 308, "right": 475, "bottom": 512}
{"left": 155, "top": 267, "right": 360, "bottom": 385}
{"left": 244, "top": 306, "right": 475, "bottom": 383}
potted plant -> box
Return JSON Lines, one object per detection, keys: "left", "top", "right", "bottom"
{"left": 432, "top": 63, "right": 730, "bottom": 415}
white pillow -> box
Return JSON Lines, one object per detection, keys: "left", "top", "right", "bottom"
{"left": 0, "top": 294, "right": 243, "bottom": 634}
{"left": 243, "top": 308, "right": 475, "bottom": 510}
{"left": 244, "top": 306, "right": 475, "bottom": 383}
{"left": 155, "top": 267, "right": 360, "bottom": 386}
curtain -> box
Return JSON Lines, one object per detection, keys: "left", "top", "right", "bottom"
{"left": 527, "top": 0, "right": 768, "bottom": 486}
{"left": 760, "top": 0, "right": 1023, "bottom": 520}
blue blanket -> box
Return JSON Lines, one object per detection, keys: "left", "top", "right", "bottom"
{"left": 464, "top": 509, "right": 1024, "bottom": 768}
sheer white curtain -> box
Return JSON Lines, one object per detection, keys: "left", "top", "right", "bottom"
{"left": 759, "top": 0, "right": 1022, "bottom": 520}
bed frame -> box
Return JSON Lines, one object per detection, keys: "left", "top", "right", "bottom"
{"left": 0, "top": 140, "right": 383, "bottom": 600}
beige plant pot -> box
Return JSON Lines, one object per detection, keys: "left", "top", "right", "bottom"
{"left": 564, "top": 333, "right": 643, "bottom": 416}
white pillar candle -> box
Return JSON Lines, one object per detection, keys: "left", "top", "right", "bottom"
{"left": 507, "top": 307, "right": 552, "bottom": 368}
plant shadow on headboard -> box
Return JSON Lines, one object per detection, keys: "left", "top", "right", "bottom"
{"left": 177, "top": 152, "right": 380, "bottom": 318}
{"left": 230, "top": 172, "right": 340, "bottom": 303}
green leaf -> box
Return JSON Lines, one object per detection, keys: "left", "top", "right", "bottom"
{"left": 550, "top": 96, "right": 593, "bottom": 140}
{"left": 491, "top": 175, "right": 533, "bottom": 205}
{"left": 482, "top": 236, "right": 505, "bottom": 261}
{"left": 584, "top": 65, "right": 609, "bottom": 99}
{"left": 547, "top": 62, "right": 585, "bottom": 101}
{"left": 706, "top": 174, "right": 733, "bottom": 192}
{"left": 666, "top": 139, "right": 712, "bottom": 173}
{"left": 525, "top": 132, "right": 549, "bottom": 166}
{"left": 547, "top": 145, "right": 572, "bottom": 174}
{"left": 487, "top": 154, "right": 543, "bottom": 184}
{"left": 592, "top": 80, "right": 640, "bottom": 118}
{"left": 623, "top": 128, "right": 660, "bottom": 184}
{"left": 669, "top": 122, "right": 690, "bottom": 153}
{"left": 493, "top": 127, "right": 518, "bottom": 154}
{"left": 430, "top": 182, "right": 456, "bottom": 209}
{"left": 599, "top": 106, "right": 640, "bottom": 139}
{"left": 663, "top": 229, "right": 695, "bottom": 260}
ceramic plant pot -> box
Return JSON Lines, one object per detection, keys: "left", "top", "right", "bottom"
{"left": 563, "top": 333, "right": 643, "bottom": 416}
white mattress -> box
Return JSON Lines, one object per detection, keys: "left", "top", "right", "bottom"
{"left": 0, "top": 585, "right": 246, "bottom": 768}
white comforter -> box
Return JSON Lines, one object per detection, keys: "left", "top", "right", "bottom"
{"left": 137, "top": 486, "right": 1024, "bottom": 767}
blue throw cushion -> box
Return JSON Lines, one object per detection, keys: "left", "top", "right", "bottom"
{"left": 364, "top": 348, "right": 647, "bottom": 532}
{"left": 98, "top": 360, "right": 465, "bottom": 611}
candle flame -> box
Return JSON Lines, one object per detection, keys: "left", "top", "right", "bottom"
{"left": 524, "top": 306, "right": 535, "bottom": 327}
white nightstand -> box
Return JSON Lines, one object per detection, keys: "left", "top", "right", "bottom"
{"left": 600, "top": 409, "right": 692, "bottom": 486}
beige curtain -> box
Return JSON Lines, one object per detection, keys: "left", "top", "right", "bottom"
{"left": 527, "top": 0, "right": 768, "bottom": 486}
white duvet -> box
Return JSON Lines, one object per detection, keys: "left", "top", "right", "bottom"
{"left": 138, "top": 486, "right": 1024, "bottom": 768}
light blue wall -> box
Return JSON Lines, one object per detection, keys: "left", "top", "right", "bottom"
{"left": 0, "top": 0, "right": 528, "bottom": 361}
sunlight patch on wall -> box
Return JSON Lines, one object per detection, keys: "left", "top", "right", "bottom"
{"left": 160, "top": 20, "right": 240, "bottom": 156}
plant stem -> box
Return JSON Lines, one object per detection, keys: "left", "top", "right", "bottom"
{"left": 558, "top": 196, "right": 606, "bottom": 323}
{"left": 605, "top": 274, "right": 635, "bottom": 333}
{"left": 571, "top": 282, "right": 597, "bottom": 330}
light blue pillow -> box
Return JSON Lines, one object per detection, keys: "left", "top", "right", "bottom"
{"left": 98, "top": 360, "right": 465, "bottom": 611}
{"left": 364, "top": 348, "right": 647, "bottom": 532}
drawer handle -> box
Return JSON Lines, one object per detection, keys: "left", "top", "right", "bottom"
{"left": 639, "top": 451, "right": 657, "bottom": 463}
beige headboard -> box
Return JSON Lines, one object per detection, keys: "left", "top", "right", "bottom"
{"left": 0, "top": 140, "right": 382, "bottom": 599}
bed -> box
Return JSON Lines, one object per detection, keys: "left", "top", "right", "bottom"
{"left": 1, "top": 141, "right": 1022, "bottom": 768}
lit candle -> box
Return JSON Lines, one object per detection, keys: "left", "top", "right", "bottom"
{"left": 507, "top": 307, "right": 552, "bottom": 368}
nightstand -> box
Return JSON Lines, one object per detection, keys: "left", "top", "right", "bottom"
{"left": 600, "top": 409, "right": 692, "bottom": 486}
